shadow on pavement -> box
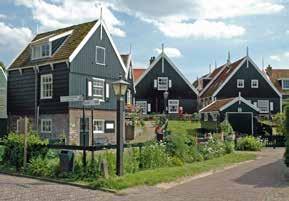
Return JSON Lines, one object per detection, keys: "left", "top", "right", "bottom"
{"left": 234, "top": 159, "right": 289, "bottom": 188}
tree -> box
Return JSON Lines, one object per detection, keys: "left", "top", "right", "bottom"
{"left": 0, "top": 61, "right": 5, "bottom": 71}
{"left": 272, "top": 113, "right": 285, "bottom": 134}
{"left": 283, "top": 106, "right": 289, "bottom": 167}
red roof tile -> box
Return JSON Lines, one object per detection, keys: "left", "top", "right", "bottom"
{"left": 200, "top": 98, "right": 235, "bottom": 112}
{"left": 133, "top": 68, "right": 146, "bottom": 81}
{"left": 267, "top": 69, "right": 289, "bottom": 95}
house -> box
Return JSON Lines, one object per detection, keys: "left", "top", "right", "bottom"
{"left": 0, "top": 67, "right": 7, "bottom": 137}
{"left": 197, "top": 52, "right": 282, "bottom": 115}
{"left": 134, "top": 48, "right": 198, "bottom": 114}
{"left": 265, "top": 65, "right": 289, "bottom": 103}
{"left": 7, "top": 19, "right": 129, "bottom": 145}
{"left": 121, "top": 53, "right": 135, "bottom": 106}
{"left": 199, "top": 95, "right": 260, "bottom": 135}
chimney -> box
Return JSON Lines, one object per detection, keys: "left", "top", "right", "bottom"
{"left": 266, "top": 65, "right": 272, "bottom": 76}
{"left": 150, "top": 56, "right": 155, "bottom": 65}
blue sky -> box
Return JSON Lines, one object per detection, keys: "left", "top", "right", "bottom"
{"left": 1, "top": 0, "right": 289, "bottom": 81}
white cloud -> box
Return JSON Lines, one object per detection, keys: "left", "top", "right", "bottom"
{"left": 154, "top": 47, "right": 182, "bottom": 58}
{"left": 0, "top": 22, "right": 33, "bottom": 62}
{"left": 15, "top": 0, "right": 126, "bottom": 37}
{"left": 284, "top": 52, "right": 289, "bottom": 57}
{"left": 155, "top": 20, "right": 245, "bottom": 39}
{"left": 0, "top": 14, "right": 6, "bottom": 19}
{"left": 270, "top": 55, "right": 281, "bottom": 61}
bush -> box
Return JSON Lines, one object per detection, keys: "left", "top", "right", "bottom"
{"left": 2, "top": 133, "right": 48, "bottom": 169}
{"left": 283, "top": 106, "right": 289, "bottom": 167}
{"left": 236, "top": 136, "right": 263, "bottom": 151}
{"left": 224, "top": 141, "right": 235, "bottom": 154}
{"left": 199, "top": 138, "right": 226, "bottom": 160}
{"left": 27, "top": 157, "right": 60, "bottom": 177}
{"left": 124, "top": 147, "right": 139, "bottom": 174}
{"left": 0, "top": 145, "right": 4, "bottom": 162}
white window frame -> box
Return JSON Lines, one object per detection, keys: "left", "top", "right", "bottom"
{"left": 237, "top": 79, "right": 244, "bottom": 88}
{"left": 92, "top": 78, "right": 105, "bottom": 101}
{"left": 258, "top": 100, "right": 269, "bottom": 113}
{"left": 95, "top": 46, "right": 106, "bottom": 65}
{"left": 211, "top": 113, "right": 218, "bottom": 121}
{"left": 157, "top": 77, "right": 168, "bottom": 91}
{"left": 270, "top": 102, "right": 274, "bottom": 111}
{"left": 40, "top": 74, "right": 53, "bottom": 99}
{"left": 168, "top": 99, "right": 179, "bottom": 114}
{"left": 126, "top": 89, "right": 131, "bottom": 105}
{"left": 93, "top": 119, "right": 105, "bottom": 134}
{"left": 136, "top": 101, "right": 147, "bottom": 114}
{"left": 251, "top": 79, "right": 259, "bottom": 88}
{"left": 31, "top": 43, "right": 51, "bottom": 60}
{"left": 16, "top": 119, "right": 20, "bottom": 133}
{"left": 41, "top": 119, "right": 52, "bottom": 133}
{"left": 282, "top": 79, "right": 289, "bottom": 90}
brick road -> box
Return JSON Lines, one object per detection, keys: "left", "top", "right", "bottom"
{"left": 0, "top": 148, "right": 288, "bottom": 201}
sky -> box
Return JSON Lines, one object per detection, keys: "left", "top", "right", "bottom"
{"left": 1, "top": 0, "right": 289, "bottom": 81}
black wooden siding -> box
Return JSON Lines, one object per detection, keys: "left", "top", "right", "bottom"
{"left": 135, "top": 58, "right": 198, "bottom": 114}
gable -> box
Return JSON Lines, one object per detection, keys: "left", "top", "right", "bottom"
{"left": 135, "top": 55, "right": 197, "bottom": 99}
{"left": 215, "top": 59, "right": 281, "bottom": 98}
{"left": 222, "top": 101, "right": 258, "bottom": 114}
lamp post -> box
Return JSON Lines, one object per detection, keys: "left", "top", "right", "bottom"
{"left": 163, "top": 91, "right": 169, "bottom": 114}
{"left": 112, "top": 76, "right": 129, "bottom": 176}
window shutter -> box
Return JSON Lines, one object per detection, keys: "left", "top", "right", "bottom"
{"left": 88, "top": 80, "right": 92, "bottom": 97}
{"left": 270, "top": 102, "right": 274, "bottom": 111}
{"left": 154, "top": 79, "right": 157, "bottom": 88}
{"left": 147, "top": 103, "right": 151, "bottom": 112}
{"left": 169, "top": 80, "right": 172, "bottom": 88}
{"left": 106, "top": 83, "right": 110, "bottom": 99}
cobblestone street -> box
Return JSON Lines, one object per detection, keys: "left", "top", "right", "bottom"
{"left": 0, "top": 148, "right": 288, "bottom": 201}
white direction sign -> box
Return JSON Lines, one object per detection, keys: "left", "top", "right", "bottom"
{"left": 60, "top": 95, "right": 83, "bottom": 102}
{"left": 83, "top": 99, "right": 101, "bottom": 106}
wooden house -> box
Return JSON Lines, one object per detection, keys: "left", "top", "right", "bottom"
{"left": 0, "top": 67, "right": 7, "bottom": 136}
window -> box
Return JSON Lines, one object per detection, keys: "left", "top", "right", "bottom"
{"left": 237, "top": 79, "right": 244, "bottom": 88}
{"left": 92, "top": 78, "right": 105, "bottom": 100}
{"left": 41, "top": 119, "right": 52, "bottom": 133}
{"left": 204, "top": 113, "right": 208, "bottom": 121}
{"left": 126, "top": 89, "right": 131, "bottom": 105}
{"left": 93, "top": 119, "right": 105, "bottom": 134}
{"left": 16, "top": 119, "right": 20, "bottom": 133}
{"left": 157, "top": 77, "right": 168, "bottom": 91}
{"left": 32, "top": 43, "right": 51, "bottom": 60}
{"left": 270, "top": 102, "right": 274, "bottom": 111}
{"left": 211, "top": 113, "right": 217, "bottom": 121}
{"left": 96, "top": 46, "right": 105, "bottom": 65}
{"left": 282, "top": 80, "right": 289, "bottom": 89}
{"left": 136, "top": 101, "right": 147, "bottom": 114}
{"left": 258, "top": 100, "right": 269, "bottom": 113}
{"left": 41, "top": 74, "right": 53, "bottom": 99}
{"left": 168, "top": 100, "right": 179, "bottom": 113}
{"left": 251, "top": 80, "right": 259, "bottom": 88}
{"left": 238, "top": 107, "right": 242, "bottom": 112}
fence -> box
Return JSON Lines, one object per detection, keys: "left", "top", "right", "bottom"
{"left": 262, "top": 135, "right": 286, "bottom": 147}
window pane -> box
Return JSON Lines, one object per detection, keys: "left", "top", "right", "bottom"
{"left": 283, "top": 80, "right": 289, "bottom": 89}
{"left": 96, "top": 47, "right": 105, "bottom": 64}
{"left": 158, "top": 77, "right": 168, "bottom": 90}
{"left": 42, "top": 44, "right": 50, "bottom": 57}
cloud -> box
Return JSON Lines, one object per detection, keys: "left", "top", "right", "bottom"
{"left": 155, "top": 20, "right": 245, "bottom": 39}
{"left": 0, "top": 22, "right": 33, "bottom": 64}
{"left": 15, "top": 0, "right": 126, "bottom": 37}
{"left": 270, "top": 55, "right": 281, "bottom": 61}
{"left": 0, "top": 14, "right": 6, "bottom": 19}
{"left": 154, "top": 47, "right": 183, "bottom": 58}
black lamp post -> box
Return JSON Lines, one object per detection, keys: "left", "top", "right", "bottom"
{"left": 163, "top": 91, "right": 169, "bottom": 114}
{"left": 112, "top": 76, "right": 129, "bottom": 176}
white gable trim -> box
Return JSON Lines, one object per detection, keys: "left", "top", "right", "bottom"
{"left": 49, "top": 30, "right": 73, "bottom": 42}
{"left": 68, "top": 20, "right": 128, "bottom": 77}
{"left": 211, "top": 58, "right": 246, "bottom": 97}
{"left": 220, "top": 96, "right": 259, "bottom": 112}
{"left": 135, "top": 53, "right": 198, "bottom": 95}
{"left": 199, "top": 101, "right": 217, "bottom": 113}
{"left": 0, "top": 67, "right": 7, "bottom": 81}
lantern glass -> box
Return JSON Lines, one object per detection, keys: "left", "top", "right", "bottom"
{"left": 112, "top": 79, "right": 129, "bottom": 96}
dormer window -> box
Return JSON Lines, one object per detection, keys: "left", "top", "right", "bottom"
{"left": 32, "top": 43, "right": 51, "bottom": 60}
{"left": 282, "top": 79, "right": 289, "bottom": 90}
{"left": 96, "top": 46, "right": 105, "bottom": 65}
{"left": 237, "top": 79, "right": 244, "bottom": 88}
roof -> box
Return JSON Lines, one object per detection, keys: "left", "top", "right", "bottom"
{"left": 200, "top": 98, "right": 234, "bottom": 112}
{"left": 133, "top": 68, "right": 146, "bottom": 82}
{"left": 9, "top": 20, "right": 98, "bottom": 69}
{"left": 267, "top": 69, "right": 289, "bottom": 95}
{"left": 200, "top": 57, "right": 245, "bottom": 98}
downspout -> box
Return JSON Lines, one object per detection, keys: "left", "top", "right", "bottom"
{"left": 34, "top": 66, "right": 38, "bottom": 132}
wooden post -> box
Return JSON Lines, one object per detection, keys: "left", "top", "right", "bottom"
{"left": 23, "top": 117, "right": 29, "bottom": 171}
{"left": 91, "top": 107, "right": 94, "bottom": 162}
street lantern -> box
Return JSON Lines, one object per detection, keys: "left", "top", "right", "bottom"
{"left": 112, "top": 77, "right": 129, "bottom": 176}
{"left": 163, "top": 91, "right": 169, "bottom": 114}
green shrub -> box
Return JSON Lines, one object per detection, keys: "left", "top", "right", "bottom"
{"left": 169, "top": 156, "right": 184, "bottom": 166}
{"left": 0, "top": 145, "right": 4, "bottom": 162}
{"left": 189, "top": 146, "right": 204, "bottom": 162}
{"left": 224, "top": 141, "right": 235, "bottom": 154}
{"left": 124, "top": 147, "right": 139, "bottom": 174}
{"left": 2, "top": 133, "right": 48, "bottom": 168}
{"left": 199, "top": 138, "right": 226, "bottom": 160}
{"left": 236, "top": 136, "right": 263, "bottom": 151}
{"left": 283, "top": 106, "right": 289, "bottom": 167}
{"left": 27, "top": 157, "right": 60, "bottom": 177}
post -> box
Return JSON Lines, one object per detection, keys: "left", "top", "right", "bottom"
{"left": 116, "top": 96, "right": 124, "bottom": 176}
{"left": 23, "top": 117, "right": 29, "bottom": 171}
{"left": 82, "top": 104, "right": 87, "bottom": 168}
{"left": 91, "top": 106, "right": 94, "bottom": 162}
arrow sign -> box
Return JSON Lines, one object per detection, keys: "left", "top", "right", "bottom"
{"left": 60, "top": 95, "right": 83, "bottom": 102}
{"left": 83, "top": 99, "right": 101, "bottom": 106}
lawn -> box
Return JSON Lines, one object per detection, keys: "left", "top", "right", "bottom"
{"left": 168, "top": 120, "right": 201, "bottom": 136}
{"left": 89, "top": 152, "right": 256, "bottom": 190}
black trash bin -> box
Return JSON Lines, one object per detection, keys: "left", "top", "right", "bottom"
{"left": 59, "top": 150, "right": 74, "bottom": 172}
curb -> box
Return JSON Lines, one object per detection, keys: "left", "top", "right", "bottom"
{"left": 0, "top": 170, "right": 117, "bottom": 194}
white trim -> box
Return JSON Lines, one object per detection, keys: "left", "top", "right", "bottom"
{"left": 225, "top": 112, "right": 254, "bottom": 135}
{"left": 8, "top": 60, "right": 68, "bottom": 72}
{"left": 0, "top": 67, "right": 7, "bottom": 81}
{"left": 199, "top": 101, "right": 216, "bottom": 113}
{"left": 31, "top": 42, "right": 52, "bottom": 60}
{"left": 251, "top": 79, "right": 259, "bottom": 88}
{"left": 95, "top": 46, "right": 106, "bottom": 65}
{"left": 92, "top": 78, "right": 105, "bottom": 101}
{"left": 16, "top": 119, "right": 20, "bottom": 133}
{"left": 40, "top": 119, "right": 52, "bottom": 133}
{"left": 204, "top": 113, "right": 208, "bottom": 121}
{"left": 168, "top": 99, "right": 179, "bottom": 113}
{"left": 49, "top": 30, "right": 73, "bottom": 42}
{"left": 157, "top": 77, "right": 168, "bottom": 91}
{"left": 281, "top": 79, "right": 289, "bottom": 90}
{"left": 93, "top": 119, "right": 105, "bottom": 134}
{"left": 220, "top": 96, "right": 260, "bottom": 112}
{"left": 30, "top": 34, "right": 54, "bottom": 45}
{"left": 237, "top": 79, "right": 244, "bottom": 88}
{"left": 40, "top": 74, "right": 53, "bottom": 99}
{"left": 135, "top": 53, "right": 198, "bottom": 95}
{"left": 69, "top": 20, "right": 128, "bottom": 77}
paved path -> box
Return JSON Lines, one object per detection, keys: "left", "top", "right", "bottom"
{"left": 0, "top": 148, "right": 288, "bottom": 201}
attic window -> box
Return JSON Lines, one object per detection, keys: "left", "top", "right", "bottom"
{"left": 96, "top": 46, "right": 105, "bottom": 65}
{"left": 282, "top": 80, "right": 289, "bottom": 90}
{"left": 157, "top": 77, "right": 168, "bottom": 91}
{"left": 32, "top": 43, "right": 51, "bottom": 60}
{"left": 237, "top": 79, "right": 244, "bottom": 88}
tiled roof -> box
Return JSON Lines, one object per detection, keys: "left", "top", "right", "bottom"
{"left": 201, "top": 57, "right": 245, "bottom": 98}
{"left": 267, "top": 69, "right": 289, "bottom": 95}
{"left": 200, "top": 98, "right": 235, "bottom": 112}
{"left": 133, "top": 68, "right": 146, "bottom": 82}
{"left": 10, "top": 20, "right": 97, "bottom": 69}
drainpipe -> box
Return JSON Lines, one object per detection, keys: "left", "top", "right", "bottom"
{"left": 34, "top": 66, "right": 38, "bottom": 132}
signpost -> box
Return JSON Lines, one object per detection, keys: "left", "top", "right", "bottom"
{"left": 60, "top": 95, "right": 83, "bottom": 103}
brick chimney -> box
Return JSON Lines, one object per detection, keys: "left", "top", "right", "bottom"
{"left": 149, "top": 56, "right": 155, "bottom": 65}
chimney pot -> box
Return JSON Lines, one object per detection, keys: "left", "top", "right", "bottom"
{"left": 150, "top": 56, "right": 155, "bottom": 65}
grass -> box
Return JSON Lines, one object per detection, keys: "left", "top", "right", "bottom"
{"left": 89, "top": 152, "right": 256, "bottom": 190}
{"left": 168, "top": 120, "right": 201, "bottom": 136}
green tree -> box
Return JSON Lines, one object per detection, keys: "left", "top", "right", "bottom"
{"left": 272, "top": 113, "right": 285, "bottom": 134}
{"left": 283, "top": 106, "right": 289, "bottom": 167}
